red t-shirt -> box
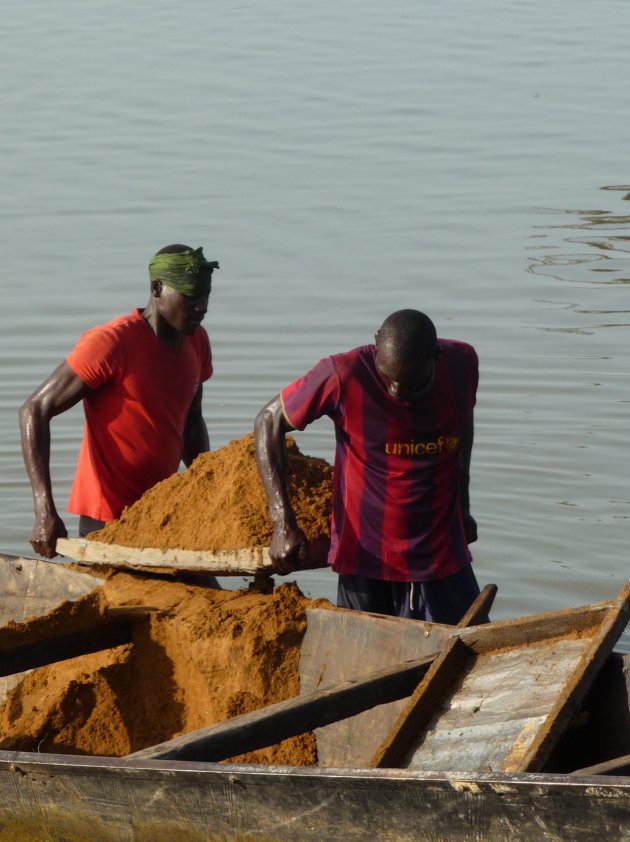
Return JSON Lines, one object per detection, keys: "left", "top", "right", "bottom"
{"left": 281, "top": 340, "right": 478, "bottom": 582}
{"left": 66, "top": 309, "right": 212, "bottom": 521}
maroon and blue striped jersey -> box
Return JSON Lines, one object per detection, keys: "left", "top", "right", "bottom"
{"left": 281, "top": 340, "right": 478, "bottom": 582}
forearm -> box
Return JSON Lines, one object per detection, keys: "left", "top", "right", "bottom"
{"left": 182, "top": 416, "right": 210, "bottom": 467}
{"left": 459, "top": 415, "right": 474, "bottom": 510}
{"left": 19, "top": 398, "right": 58, "bottom": 516}
{"left": 254, "top": 396, "right": 296, "bottom": 528}
{"left": 459, "top": 415, "right": 477, "bottom": 542}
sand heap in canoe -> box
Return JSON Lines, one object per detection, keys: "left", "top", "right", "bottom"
{"left": 89, "top": 433, "right": 332, "bottom": 552}
{"left": 0, "top": 572, "right": 331, "bottom": 764}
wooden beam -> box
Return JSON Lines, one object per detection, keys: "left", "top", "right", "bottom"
{"left": 125, "top": 653, "right": 438, "bottom": 762}
{"left": 458, "top": 583, "right": 497, "bottom": 626}
{"left": 55, "top": 537, "right": 330, "bottom": 576}
{"left": 0, "top": 619, "right": 134, "bottom": 676}
{"left": 570, "top": 752, "right": 630, "bottom": 777}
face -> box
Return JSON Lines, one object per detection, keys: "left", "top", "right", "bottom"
{"left": 156, "top": 283, "right": 209, "bottom": 335}
{"left": 374, "top": 342, "right": 436, "bottom": 401}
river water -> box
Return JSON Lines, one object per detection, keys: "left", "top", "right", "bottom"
{"left": 1, "top": 0, "right": 629, "bottom": 649}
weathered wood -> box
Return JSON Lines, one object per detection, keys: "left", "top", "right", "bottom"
{"left": 510, "top": 579, "right": 630, "bottom": 772}
{"left": 125, "top": 653, "right": 438, "bottom": 762}
{"left": 0, "top": 553, "right": 102, "bottom": 625}
{"left": 571, "top": 752, "right": 630, "bottom": 776}
{"left": 372, "top": 579, "right": 630, "bottom": 773}
{"left": 0, "top": 618, "right": 134, "bottom": 676}
{"left": 299, "top": 607, "right": 454, "bottom": 767}
{"left": 56, "top": 536, "right": 330, "bottom": 575}
{"left": 301, "top": 585, "right": 497, "bottom": 767}
{"left": 458, "top": 583, "right": 497, "bottom": 626}
{"left": 0, "top": 751, "right": 629, "bottom": 842}
{"left": 547, "top": 651, "right": 630, "bottom": 773}
{"left": 371, "top": 637, "right": 475, "bottom": 768}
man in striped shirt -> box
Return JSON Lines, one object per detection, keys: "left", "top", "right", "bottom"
{"left": 254, "top": 309, "right": 481, "bottom": 624}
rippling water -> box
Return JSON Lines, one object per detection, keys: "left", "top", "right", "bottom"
{"left": 1, "top": 0, "right": 629, "bottom": 649}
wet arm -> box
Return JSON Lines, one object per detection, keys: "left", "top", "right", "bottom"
{"left": 254, "top": 394, "right": 307, "bottom": 573}
{"left": 182, "top": 383, "right": 209, "bottom": 467}
{"left": 19, "top": 362, "right": 91, "bottom": 558}
{"left": 459, "top": 414, "right": 477, "bottom": 543}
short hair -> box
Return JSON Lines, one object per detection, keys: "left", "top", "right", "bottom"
{"left": 377, "top": 309, "right": 437, "bottom": 361}
{"left": 155, "top": 243, "right": 193, "bottom": 255}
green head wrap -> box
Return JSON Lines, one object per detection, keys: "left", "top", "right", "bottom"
{"left": 148, "top": 247, "right": 219, "bottom": 297}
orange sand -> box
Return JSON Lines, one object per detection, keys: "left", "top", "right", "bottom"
{"left": 90, "top": 433, "right": 332, "bottom": 552}
{"left": 0, "top": 573, "right": 333, "bottom": 764}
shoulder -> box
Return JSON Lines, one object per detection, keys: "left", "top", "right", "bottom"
{"left": 438, "top": 339, "right": 478, "bottom": 367}
{"left": 329, "top": 344, "right": 374, "bottom": 377}
{"left": 76, "top": 310, "right": 145, "bottom": 349}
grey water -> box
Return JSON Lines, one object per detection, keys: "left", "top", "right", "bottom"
{"left": 1, "top": 0, "right": 629, "bottom": 650}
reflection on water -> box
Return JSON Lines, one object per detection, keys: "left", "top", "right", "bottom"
{"left": 528, "top": 187, "right": 630, "bottom": 296}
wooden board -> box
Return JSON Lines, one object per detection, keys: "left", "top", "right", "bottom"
{"left": 0, "top": 553, "right": 102, "bottom": 625}
{"left": 0, "top": 750, "right": 629, "bottom": 842}
{"left": 56, "top": 536, "right": 330, "bottom": 575}
{"left": 126, "top": 652, "right": 439, "bottom": 762}
{"left": 0, "top": 554, "right": 104, "bottom": 703}
{"left": 372, "top": 579, "right": 630, "bottom": 773}
{"left": 300, "top": 585, "right": 496, "bottom": 767}
{"left": 299, "top": 608, "right": 454, "bottom": 767}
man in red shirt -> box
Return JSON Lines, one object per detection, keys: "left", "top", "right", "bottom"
{"left": 254, "top": 309, "right": 481, "bottom": 624}
{"left": 20, "top": 244, "right": 218, "bottom": 559}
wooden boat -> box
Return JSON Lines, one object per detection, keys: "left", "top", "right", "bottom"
{"left": 0, "top": 552, "right": 628, "bottom": 841}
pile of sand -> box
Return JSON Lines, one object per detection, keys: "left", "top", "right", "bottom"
{"left": 0, "top": 573, "right": 332, "bottom": 764}
{"left": 90, "top": 433, "right": 332, "bottom": 551}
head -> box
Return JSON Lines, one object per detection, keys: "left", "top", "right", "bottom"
{"left": 374, "top": 309, "right": 438, "bottom": 400}
{"left": 148, "top": 243, "right": 219, "bottom": 335}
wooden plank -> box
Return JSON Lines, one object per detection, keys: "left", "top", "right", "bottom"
{"left": 513, "top": 578, "right": 630, "bottom": 772}
{"left": 125, "top": 653, "right": 439, "bottom": 762}
{"left": 458, "top": 582, "right": 497, "bottom": 626}
{"left": 56, "top": 536, "right": 330, "bottom": 575}
{"left": 0, "top": 554, "right": 102, "bottom": 626}
{"left": 548, "top": 652, "right": 630, "bottom": 773}
{"left": 1, "top": 751, "right": 629, "bottom": 842}
{"left": 0, "top": 618, "right": 134, "bottom": 676}
{"left": 571, "top": 752, "right": 630, "bottom": 776}
{"left": 372, "top": 579, "right": 630, "bottom": 773}
{"left": 300, "top": 608, "right": 453, "bottom": 767}
{"left": 371, "top": 637, "right": 475, "bottom": 768}
{"left": 303, "top": 584, "right": 497, "bottom": 768}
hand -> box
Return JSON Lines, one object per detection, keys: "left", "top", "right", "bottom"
{"left": 462, "top": 510, "right": 477, "bottom": 544}
{"left": 30, "top": 511, "right": 68, "bottom": 559}
{"left": 269, "top": 522, "right": 308, "bottom": 575}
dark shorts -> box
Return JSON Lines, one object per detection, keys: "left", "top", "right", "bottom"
{"left": 336, "top": 565, "right": 481, "bottom": 625}
{"left": 79, "top": 516, "right": 106, "bottom": 537}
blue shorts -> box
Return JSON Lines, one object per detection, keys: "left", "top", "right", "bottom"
{"left": 336, "top": 565, "right": 481, "bottom": 625}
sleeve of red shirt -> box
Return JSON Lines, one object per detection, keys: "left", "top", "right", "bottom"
{"left": 196, "top": 327, "right": 213, "bottom": 382}
{"left": 66, "top": 324, "right": 121, "bottom": 389}
{"left": 280, "top": 356, "right": 340, "bottom": 430}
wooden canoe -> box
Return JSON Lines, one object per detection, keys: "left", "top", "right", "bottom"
{"left": 0, "top": 553, "right": 628, "bottom": 841}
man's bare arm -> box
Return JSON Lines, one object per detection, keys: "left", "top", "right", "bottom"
{"left": 19, "top": 362, "right": 91, "bottom": 558}
{"left": 254, "top": 395, "right": 308, "bottom": 573}
{"left": 182, "top": 383, "right": 209, "bottom": 467}
{"left": 459, "top": 414, "right": 477, "bottom": 543}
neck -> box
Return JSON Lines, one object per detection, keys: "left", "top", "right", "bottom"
{"left": 142, "top": 300, "right": 183, "bottom": 348}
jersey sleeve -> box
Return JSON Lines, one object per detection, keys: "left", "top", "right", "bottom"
{"left": 66, "top": 324, "right": 121, "bottom": 389}
{"left": 281, "top": 356, "right": 340, "bottom": 430}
